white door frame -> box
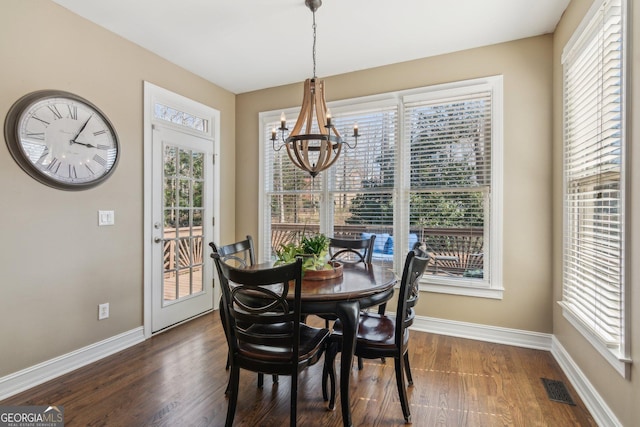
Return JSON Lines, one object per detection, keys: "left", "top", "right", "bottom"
{"left": 143, "top": 81, "right": 220, "bottom": 337}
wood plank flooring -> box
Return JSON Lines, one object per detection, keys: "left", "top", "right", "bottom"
{"left": 1, "top": 312, "right": 596, "bottom": 426}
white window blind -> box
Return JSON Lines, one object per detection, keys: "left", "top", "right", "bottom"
{"left": 328, "top": 107, "right": 397, "bottom": 257}
{"left": 561, "top": 0, "right": 627, "bottom": 368}
{"left": 264, "top": 120, "right": 322, "bottom": 255}
{"left": 404, "top": 91, "right": 491, "bottom": 285}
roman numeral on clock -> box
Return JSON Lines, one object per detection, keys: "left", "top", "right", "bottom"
{"left": 93, "top": 154, "right": 107, "bottom": 167}
{"left": 27, "top": 132, "right": 45, "bottom": 141}
{"left": 32, "top": 116, "right": 50, "bottom": 126}
{"left": 48, "top": 105, "right": 63, "bottom": 119}
{"left": 67, "top": 105, "right": 78, "bottom": 120}
{"left": 37, "top": 149, "right": 50, "bottom": 164}
{"left": 46, "top": 157, "right": 61, "bottom": 173}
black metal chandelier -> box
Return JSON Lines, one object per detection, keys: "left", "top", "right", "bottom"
{"left": 271, "top": 0, "right": 358, "bottom": 178}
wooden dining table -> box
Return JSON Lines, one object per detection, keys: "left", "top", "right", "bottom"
{"left": 250, "top": 261, "right": 398, "bottom": 427}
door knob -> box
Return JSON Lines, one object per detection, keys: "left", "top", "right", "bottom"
{"left": 154, "top": 237, "right": 163, "bottom": 243}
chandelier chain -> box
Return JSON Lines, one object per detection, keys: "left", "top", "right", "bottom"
{"left": 312, "top": 9, "right": 317, "bottom": 79}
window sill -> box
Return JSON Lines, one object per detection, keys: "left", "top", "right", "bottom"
{"left": 559, "top": 301, "right": 632, "bottom": 379}
{"left": 420, "top": 278, "right": 503, "bottom": 300}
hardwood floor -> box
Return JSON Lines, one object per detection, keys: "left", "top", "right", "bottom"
{"left": 2, "top": 312, "right": 596, "bottom": 426}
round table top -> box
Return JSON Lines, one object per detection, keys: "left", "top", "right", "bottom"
{"left": 249, "top": 261, "right": 397, "bottom": 303}
{"left": 300, "top": 262, "right": 397, "bottom": 301}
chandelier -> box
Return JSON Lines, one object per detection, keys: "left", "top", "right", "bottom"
{"left": 271, "top": 0, "right": 358, "bottom": 178}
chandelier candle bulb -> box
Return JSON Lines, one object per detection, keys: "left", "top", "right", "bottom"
{"left": 326, "top": 110, "right": 332, "bottom": 127}
{"left": 280, "top": 112, "right": 287, "bottom": 129}
{"left": 353, "top": 123, "right": 359, "bottom": 137}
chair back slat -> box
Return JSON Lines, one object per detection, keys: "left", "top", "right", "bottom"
{"left": 231, "top": 285, "right": 291, "bottom": 314}
{"left": 329, "top": 236, "right": 376, "bottom": 264}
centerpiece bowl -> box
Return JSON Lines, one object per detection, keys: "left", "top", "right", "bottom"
{"left": 303, "top": 260, "right": 343, "bottom": 281}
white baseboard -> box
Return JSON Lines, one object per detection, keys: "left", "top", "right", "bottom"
{"left": 0, "top": 327, "right": 145, "bottom": 401}
{"left": 411, "top": 315, "right": 553, "bottom": 350}
{"left": 551, "top": 336, "right": 622, "bottom": 427}
{"left": 411, "top": 315, "right": 619, "bottom": 427}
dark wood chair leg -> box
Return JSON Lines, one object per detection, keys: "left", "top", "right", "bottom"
{"left": 322, "top": 362, "right": 329, "bottom": 401}
{"left": 272, "top": 374, "right": 278, "bottom": 384}
{"left": 257, "top": 373, "right": 264, "bottom": 388}
{"left": 290, "top": 370, "right": 298, "bottom": 427}
{"left": 404, "top": 351, "right": 414, "bottom": 386}
{"left": 328, "top": 362, "right": 337, "bottom": 410}
{"left": 394, "top": 356, "right": 411, "bottom": 423}
{"left": 377, "top": 304, "right": 387, "bottom": 365}
{"left": 226, "top": 366, "right": 240, "bottom": 427}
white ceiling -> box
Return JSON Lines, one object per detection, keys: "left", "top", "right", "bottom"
{"left": 51, "top": 0, "right": 570, "bottom": 94}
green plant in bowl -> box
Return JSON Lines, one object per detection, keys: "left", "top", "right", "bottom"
{"left": 275, "top": 233, "right": 332, "bottom": 271}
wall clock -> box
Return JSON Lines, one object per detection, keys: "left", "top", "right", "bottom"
{"left": 4, "top": 90, "right": 120, "bottom": 190}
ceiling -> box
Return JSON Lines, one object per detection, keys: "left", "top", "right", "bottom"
{"left": 51, "top": 0, "right": 570, "bottom": 94}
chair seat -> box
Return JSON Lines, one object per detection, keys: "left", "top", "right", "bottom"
{"left": 333, "top": 313, "right": 409, "bottom": 349}
{"left": 239, "top": 323, "right": 329, "bottom": 362}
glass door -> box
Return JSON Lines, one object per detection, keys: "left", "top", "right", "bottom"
{"left": 152, "top": 126, "right": 214, "bottom": 332}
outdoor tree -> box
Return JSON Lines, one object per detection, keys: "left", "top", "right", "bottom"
{"left": 347, "top": 99, "right": 487, "bottom": 229}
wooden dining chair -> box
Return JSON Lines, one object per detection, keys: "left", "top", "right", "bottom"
{"left": 209, "top": 236, "right": 276, "bottom": 391}
{"left": 326, "top": 236, "right": 378, "bottom": 326}
{"left": 323, "top": 247, "right": 430, "bottom": 423}
{"left": 209, "top": 235, "right": 255, "bottom": 268}
{"left": 211, "top": 255, "right": 330, "bottom": 427}
{"left": 326, "top": 235, "right": 380, "bottom": 368}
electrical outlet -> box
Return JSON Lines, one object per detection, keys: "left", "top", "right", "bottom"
{"left": 98, "top": 210, "right": 115, "bottom": 226}
{"left": 98, "top": 303, "right": 109, "bottom": 320}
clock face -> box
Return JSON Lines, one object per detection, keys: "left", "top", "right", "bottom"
{"left": 4, "top": 90, "right": 119, "bottom": 190}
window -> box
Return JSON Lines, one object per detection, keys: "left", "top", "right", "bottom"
{"left": 403, "top": 88, "right": 498, "bottom": 297}
{"left": 560, "top": 0, "right": 630, "bottom": 377}
{"left": 154, "top": 103, "right": 208, "bottom": 134}
{"left": 260, "top": 76, "right": 503, "bottom": 299}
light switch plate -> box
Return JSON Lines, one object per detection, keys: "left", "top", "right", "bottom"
{"left": 98, "top": 210, "right": 115, "bottom": 226}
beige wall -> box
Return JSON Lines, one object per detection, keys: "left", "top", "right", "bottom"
{"left": 552, "top": 1, "right": 640, "bottom": 425}
{"left": 0, "top": 1, "right": 236, "bottom": 376}
{"left": 237, "top": 35, "right": 554, "bottom": 333}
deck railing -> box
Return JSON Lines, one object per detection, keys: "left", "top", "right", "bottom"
{"left": 163, "top": 227, "right": 204, "bottom": 273}
{"left": 167, "top": 224, "right": 485, "bottom": 279}
{"left": 270, "top": 223, "right": 484, "bottom": 278}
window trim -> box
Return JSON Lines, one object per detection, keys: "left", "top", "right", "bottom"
{"left": 559, "top": 0, "right": 631, "bottom": 378}
{"left": 258, "top": 76, "right": 504, "bottom": 299}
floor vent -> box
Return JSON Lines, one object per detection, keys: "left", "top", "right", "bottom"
{"left": 541, "top": 378, "right": 576, "bottom": 405}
